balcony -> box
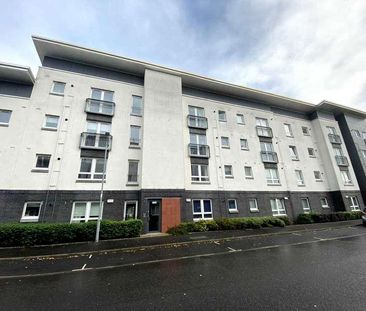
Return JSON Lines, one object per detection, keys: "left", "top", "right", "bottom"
{"left": 261, "top": 151, "right": 278, "bottom": 163}
{"left": 335, "top": 155, "right": 349, "bottom": 166}
{"left": 256, "top": 126, "right": 273, "bottom": 138}
{"left": 187, "top": 115, "right": 208, "bottom": 129}
{"left": 328, "top": 134, "right": 342, "bottom": 144}
{"left": 85, "top": 98, "right": 115, "bottom": 116}
{"left": 188, "top": 144, "right": 210, "bottom": 158}
{"left": 80, "top": 132, "right": 112, "bottom": 150}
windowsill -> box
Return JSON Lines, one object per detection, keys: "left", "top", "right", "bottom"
{"left": 130, "top": 113, "right": 142, "bottom": 117}
{"left": 129, "top": 145, "right": 141, "bottom": 149}
{"left": 219, "top": 120, "right": 227, "bottom": 123}
{"left": 191, "top": 181, "right": 211, "bottom": 184}
{"left": 222, "top": 146, "right": 230, "bottom": 149}
{"left": 309, "top": 156, "right": 316, "bottom": 158}
{"left": 193, "top": 218, "right": 213, "bottom": 222}
{"left": 297, "top": 184, "right": 306, "bottom": 187}
{"left": 76, "top": 179, "right": 106, "bottom": 183}
{"left": 225, "top": 175, "right": 234, "bottom": 179}
{"left": 291, "top": 158, "right": 299, "bottom": 161}
{"left": 20, "top": 218, "right": 39, "bottom": 223}
{"left": 41, "top": 127, "right": 58, "bottom": 132}
{"left": 303, "top": 134, "right": 310, "bottom": 136}
{"left": 286, "top": 135, "right": 294, "bottom": 138}
{"left": 0, "top": 123, "right": 9, "bottom": 127}
{"left": 267, "top": 183, "right": 281, "bottom": 186}
{"left": 49, "top": 92, "right": 64, "bottom": 97}
{"left": 315, "top": 180, "right": 323, "bottom": 182}
{"left": 274, "top": 214, "right": 287, "bottom": 217}
{"left": 250, "top": 209, "right": 259, "bottom": 213}
{"left": 245, "top": 176, "right": 254, "bottom": 179}
{"left": 241, "top": 148, "right": 249, "bottom": 151}
{"left": 126, "top": 182, "right": 139, "bottom": 186}
{"left": 344, "top": 183, "right": 354, "bottom": 186}
{"left": 228, "top": 210, "right": 239, "bottom": 214}
{"left": 31, "top": 168, "right": 49, "bottom": 173}
{"left": 237, "top": 123, "right": 245, "bottom": 125}
{"left": 322, "top": 206, "right": 330, "bottom": 209}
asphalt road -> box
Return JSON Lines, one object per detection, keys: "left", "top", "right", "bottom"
{"left": 1, "top": 224, "right": 366, "bottom": 310}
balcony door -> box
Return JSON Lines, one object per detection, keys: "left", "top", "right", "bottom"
{"left": 148, "top": 200, "right": 161, "bottom": 232}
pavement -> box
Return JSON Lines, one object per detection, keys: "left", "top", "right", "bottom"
{"left": 0, "top": 220, "right": 365, "bottom": 310}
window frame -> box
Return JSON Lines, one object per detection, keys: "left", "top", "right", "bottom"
{"left": 301, "top": 198, "right": 311, "bottom": 214}
{"left": 224, "top": 165, "right": 233, "bottom": 178}
{"left": 21, "top": 202, "right": 42, "bottom": 222}
{"left": 218, "top": 110, "right": 227, "bottom": 122}
{"left": 221, "top": 136, "right": 230, "bottom": 148}
{"left": 240, "top": 138, "right": 249, "bottom": 150}
{"left": 129, "top": 125, "right": 141, "bottom": 147}
{"left": 70, "top": 201, "right": 101, "bottom": 223}
{"left": 248, "top": 198, "right": 259, "bottom": 212}
{"left": 270, "top": 198, "right": 287, "bottom": 216}
{"left": 78, "top": 158, "right": 106, "bottom": 180}
{"left": 227, "top": 199, "right": 238, "bottom": 213}
{"left": 302, "top": 126, "right": 310, "bottom": 136}
{"left": 256, "top": 117, "right": 269, "bottom": 127}
{"left": 34, "top": 154, "right": 51, "bottom": 170}
{"left": 0, "top": 109, "right": 12, "bottom": 126}
{"left": 295, "top": 170, "right": 305, "bottom": 186}
{"left": 244, "top": 166, "right": 253, "bottom": 179}
{"left": 289, "top": 145, "right": 299, "bottom": 160}
{"left": 266, "top": 168, "right": 280, "bottom": 185}
{"left": 127, "top": 160, "right": 139, "bottom": 184}
{"left": 131, "top": 95, "right": 143, "bottom": 116}
{"left": 192, "top": 199, "right": 213, "bottom": 220}
{"left": 91, "top": 87, "right": 114, "bottom": 102}
{"left": 320, "top": 197, "right": 329, "bottom": 209}
{"left": 340, "top": 170, "right": 352, "bottom": 185}
{"left": 188, "top": 105, "right": 205, "bottom": 117}
{"left": 308, "top": 147, "right": 316, "bottom": 157}
{"left": 236, "top": 114, "right": 245, "bottom": 125}
{"left": 284, "top": 123, "right": 293, "bottom": 137}
{"left": 349, "top": 196, "right": 360, "bottom": 211}
{"left": 314, "top": 170, "right": 322, "bottom": 181}
{"left": 43, "top": 114, "right": 60, "bottom": 130}
{"left": 123, "top": 201, "right": 138, "bottom": 220}
{"left": 191, "top": 164, "right": 209, "bottom": 182}
{"left": 51, "top": 81, "right": 66, "bottom": 95}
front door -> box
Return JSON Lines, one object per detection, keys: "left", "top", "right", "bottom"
{"left": 148, "top": 200, "right": 161, "bottom": 232}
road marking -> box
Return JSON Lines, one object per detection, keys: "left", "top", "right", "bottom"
{"left": 313, "top": 237, "right": 324, "bottom": 240}
{"left": 89, "top": 255, "right": 92, "bottom": 259}
{"left": 292, "top": 233, "right": 302, "bottom": 236}
{"left": 214, "top": 241, "right": 220, "bottom": 245}
{"left": 82, "top": 264, "right": 87, "bottom": 270}
{"left": 227, "top": 247, "right": 236, "bottom": 252}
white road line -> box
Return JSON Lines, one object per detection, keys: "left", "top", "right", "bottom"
{"left": 292, "top": 233, "right": 302, "bottom": 236}
{"left": 214, "top": 241, "right": 220, "bottom": 245}
{"left": 82, "top": 264, "right": 87, "bottom": 270}
{"left": 89, "top": 255, "right": 92, "bottom": 259}
{"left": 313, "top": 237, "right": 324, "bottom": 241}
{"left": 227, "top": 247, "right": 236, "bottom": 252}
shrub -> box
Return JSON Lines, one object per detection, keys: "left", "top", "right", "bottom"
{"left": 0, "top": 220, "right": 143, "bottom": 247}
{"left": 296, "top": 214, "right": 314, "bottom": 224}
{"left": 296, "top": 211, "right": 362, "bottom": 224}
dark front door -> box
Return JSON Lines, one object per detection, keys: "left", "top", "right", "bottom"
{"left": 148, "top": 200, "right": 161, "bottom": 232}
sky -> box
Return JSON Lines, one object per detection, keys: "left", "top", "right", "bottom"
{"left": 1, "top": 0, "right": 366, "bottom": 109}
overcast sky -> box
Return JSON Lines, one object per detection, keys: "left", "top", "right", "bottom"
{"left": 1, "top": 0, "right": 366, "bottom": 109}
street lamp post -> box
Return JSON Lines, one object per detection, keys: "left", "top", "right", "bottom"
{"left": 95, "top": 133, "right": 110, "bottom": 243}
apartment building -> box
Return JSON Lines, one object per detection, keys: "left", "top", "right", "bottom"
{"left": 0, "top": 36, "right": 365, "bottom": 232}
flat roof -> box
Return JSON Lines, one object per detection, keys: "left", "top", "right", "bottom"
{"left": 32, "top": 35, "right": 366, "bottom": 118}
{"left": 0, "top": 62, "right": 35, "bottom": 85}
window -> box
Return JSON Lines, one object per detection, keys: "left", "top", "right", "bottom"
{"left": 21, "top": 202, "right": 42, "bottom": 222}
{"left": 218, "top": 110, "right": 226, "bottom": 122}
{"left": 353, "top": 130, "right": 361, "bottom": 138}
{"left": 91, "top": 88, "right": 114, "bottom": 102}
{"left": 127, "top": 160, "right": 139, "bottom": 183}
{"left": 224, "top": 165, "right": 233, "bottom": 178}
{"left": 348, "top": 196, "right": 360, "bottom": 211}
{"left": 301, "top": 198, "right": 311, "bottom": 214}
{"left": 340, "top": 170, "right": 352, "bottom": 184}
{"left": 284, "top": 124, "right": 293, "bottom": 137}
{"left": 35, "top": 154, "right": 51, "bottom": 169}
{"left": 362, "top": 132, "right": 366, "bottom": 139}
{"left": 83, "top": 121, "right": 111, "bottom": 149}
{"left": 43, "top": 115, "right": 59, "bottom": 130}
{"left": 289, "top": 146, "right": 298, "bottom": 160}
{"left": 124, "top": 201, "right": 138, "bottom": 220}
{"left": 266, "top": 168, "right": 280, "bottom": 184}
{"left": 240, "top": 139, "right": 249, "bottom": 150}
{"left": 191, "top": 164, "right": 209, "bottom": 182}
{"left": 260, "top": 141, "right": 274, "bottom": 152}
{"left": 189, "top": 106, "right": 205, "bottom": 117}
{"left": 295, "top": 170, "right": 305, "bottom": 186}
{"left": 361, "top": 150, "right": 366, "bottom": 159}
{"left": 87, "top": 121, "right": 111, "bottom": 134}
{"left": 314, "top": 171, "right": 322, "bottom": 181}
{"left": 244, "top": 166, "right": 253, "bottom": 179}
{"left": 320, "top": 198, "right": 329, "bottom": 208}
{"left": 326, "top": 126, "right": 336, "bottom": 135}
{"left": 0, "top": 109, "right": 12, "bottom": 126}
{"left": 256, "top": 118, "right": 269, "bottom": 127}
{"left": 308, "top": 148, "right": 315, "bottom": 157}
{"left": 249, "top": 199, "right": 259, "bottom": 212}
{"left": 192, "top": 199, "right": 213, "bottom": 220}
{"left": 228, "top": 199, "right": 238, "bottom": 213}
{"left": 221, "top": 136, "right": 230, "bottom": 148}
{"left": 51, "top": 81, "right": 66, "bottom": 95}
{"left": 130, "top": 125, "right": 141, "bottom": 147}
{"left": 190, "top": 133, "right": 207, "bottom": 145}
{"left": 333, "top": 146, "right": 343, "bottom": 157}
{"left": 78, "top": 158, "right": 106, "bottom": 180}
{"left": 71, "top": 201, "right": 100, "bottom": 223}
{"left": 270, "top": 199, "right": 286, "bottom": 216}
{"left": 131, "top": 95, "right": 143, "bottom": 116}
{"left": 302, "top": 126, "right": 310, "bottom": 135}
{"left": 236, "top": 114, "right": 245, "bottom": 124}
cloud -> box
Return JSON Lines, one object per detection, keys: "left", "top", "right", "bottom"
{"left": 0, "top": 0, "right": 365, "bottom": 109}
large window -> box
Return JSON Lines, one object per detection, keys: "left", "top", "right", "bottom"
{"left": 191, "top": 164, "right": 209, "bottom": 182}
{"left": 295, "top": 170, "right": 305, "bottom": 186}
{"left": 43, "top": 115, "right": 59, "bottom": 130}
{"left": 51, "top": 81, "right": 66, "bottom": 95}
{"left": 91, "top": 88, "right": 114, "bottom": 102}
{"left": 256, "top": 117, "right": 268, "bottom": 127}
{"left": 84, "top": 121, "right": 111, "bottom": 148}
{"left": 218, "top": 110, "right": 227, "bottom": 122}
{"left": 0, "top": 109, "right": 12, "bottom": 126}
{"left": 131, "top": 95, "right": 143, "bottom": 116}
{"left": 348, "top": 196, "right": 360, "bottom": 211}
{"left": 284, "top": 124, "right": 293, "bottom": 137}
{"left": 192, "top": 199, "right": 213, "bottom": 220}
{"left": 127, "top": 160, "right": 139, "bottom": 183}
{"left": 265, "top": 168, "right": 280, "bottom": 184}
{"left": 270, "top": 199, "right": 286, "bottom": 216}
{"left": 124, "top": 201, "right": 138, "bottom": 220}
{"left": 340, "top": 170, "right": 352, "bottom": 185}
{"left": 188, "top": 106, "right": 205, "bottom": 117}
{"left": 71, "top": 201, "right": 100, "bottom": 223}
{"left": 130, "top": 125, "right": 141, "bottom": 147}
{"left": 21, "top": 202, "right": 42, "bottom": 222}
{"left": 78, "top": 158, "right": 106, "bottom": 180}
{"left": 35, "top": 154, "right": 51, "bottom": 169}
{"left": 301, "top": 198, "right": 311, "bottom": 214}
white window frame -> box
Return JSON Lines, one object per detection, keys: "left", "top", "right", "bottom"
{"left": 266, "top": 168, "right": 280, "bottom": 185}
{"left": 188, "top": 105, "right": 205, "bottom": 117}
{"left": 127, "top": 160, "right": 139, "bottom": 184}
{"left": 249, "top": 199, "right": 259, "bottom": 212}
{"left": 349, "top": 196, "right": 360, "bottom": 211}
{"left": 191, "top": 164, "right": 209, "bottom": 182}
{"left": 295, "top": 170, "right": 305, "bottom": 186}
{"left": 236, "top": 114, "right": 245, "bottom": 124}
{"left": 130, "top": 125, "right": 141, "bottom": 147}
{"left": 362, "top": 132, "right": 366, "bottom": 139}
{"left": 192, "top": 199, "right": 213, "bottom": 220}
{"left": 51, "top": 81, "right": 66, "bottom": 95}
{"left": 314, "top": 171, "right": 322, "bottom": 181}
{"left": 271, "top": 198, "right": 287, "bottom": 216}
{"left": 353, "top": 130, "right": 361, "bottom": 138}
{"left": 34, "top": 154, "right": 51, "bottom": 170}
{"left": 302, "top": 126, "right": 310, "bottom": 135}
{"left": 71, "top": 201, "right": 101, "bottom": 223}
{"left": 224, "top": 165, "right": 233, "bottom": 178}
{"left": 131, "top": 95, "right": 143, "bottom": 116}
{"left": 221, "top": 136, "right": 230, "bottom": 148}
{"left": 284, "top": 123, "right": 293, "bottom": 137}
{"left": 123, "top": 201, "right": 138, "bottom": 220}
{"left": 340, "top": 170, "right": 352, "bottom": 185}
{"left": 301, "top": 198, "right": 311, "bottom": 214}
{"left": 256, "top": 117, "right": 269, "bottom": 127}
{"left": 21, "top": 202, "right": 42, "bottom": 222}
{"left": 43, "top": 114, "right": 60, "bottom": 130}
{"left": 87, "top": 121, "right": 111, "bottom": 134}
{"left": 308, "top": 148, "right": 316, "bottom": 157}
{"left": 320, "top": 198, "right": 329, "bottom": 209}
{"left": 218, "top": 110, "right": 227, "bottom": 122}
{"left": 289, "top": 146, "right": 299, "bottom": 160}
{"left": 0, "top": 109, "right": 12, "bottom": 126}
{"left": 361, "top": 150, "right": 366, "bottom": 159}
{"left": 244, "top": 166, "right": 253, "bottom": 179}
{"left": 240, "top": 138, "right": 249, "bottom": 150}
{"left": 78, "top": 158, "right": 106, "bottom": 180}
{"left": 227, "top": 199, "right": 238, "bottom": 213}
{"left": 91, "top": 87, "right": 114, "bottom": 102}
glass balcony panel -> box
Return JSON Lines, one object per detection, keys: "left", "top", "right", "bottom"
{"left": 80, "top": 133, "right": 112, "bottom": 150}
{"left": 85, "top": 99, "right": 115, "bottom": 116}
{"left": 188, "top": 144, "right": 210, "bottom": 158}
{"left": 187, "top": 115, "right": 208, "bottom": 129}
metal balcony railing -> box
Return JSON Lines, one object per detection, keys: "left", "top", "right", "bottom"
{"left": 256, "top": 126, "right": 273, "bottom": 138}
{"left": 85, "top": 98, "right": 115, "bottom": 116}
{"left": 335, "top": 155, "right": 349, "bottom": 166}
{"left": 187, "top": 115, "right": 208, "bottom": 129}
{"left": 260, "top": 151, "right": 278, "bottom": 163}
{"left": 129, "top": 138, "right": 141, "bottom": 147}
{"left": 328, "top": 134, "right": 342, "bottom": 144}
{"left": 80, "top": 132, "right": 112, "bottom": 150}
{"left": 188, "top": 144, "right": 210, "bottom": 158}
